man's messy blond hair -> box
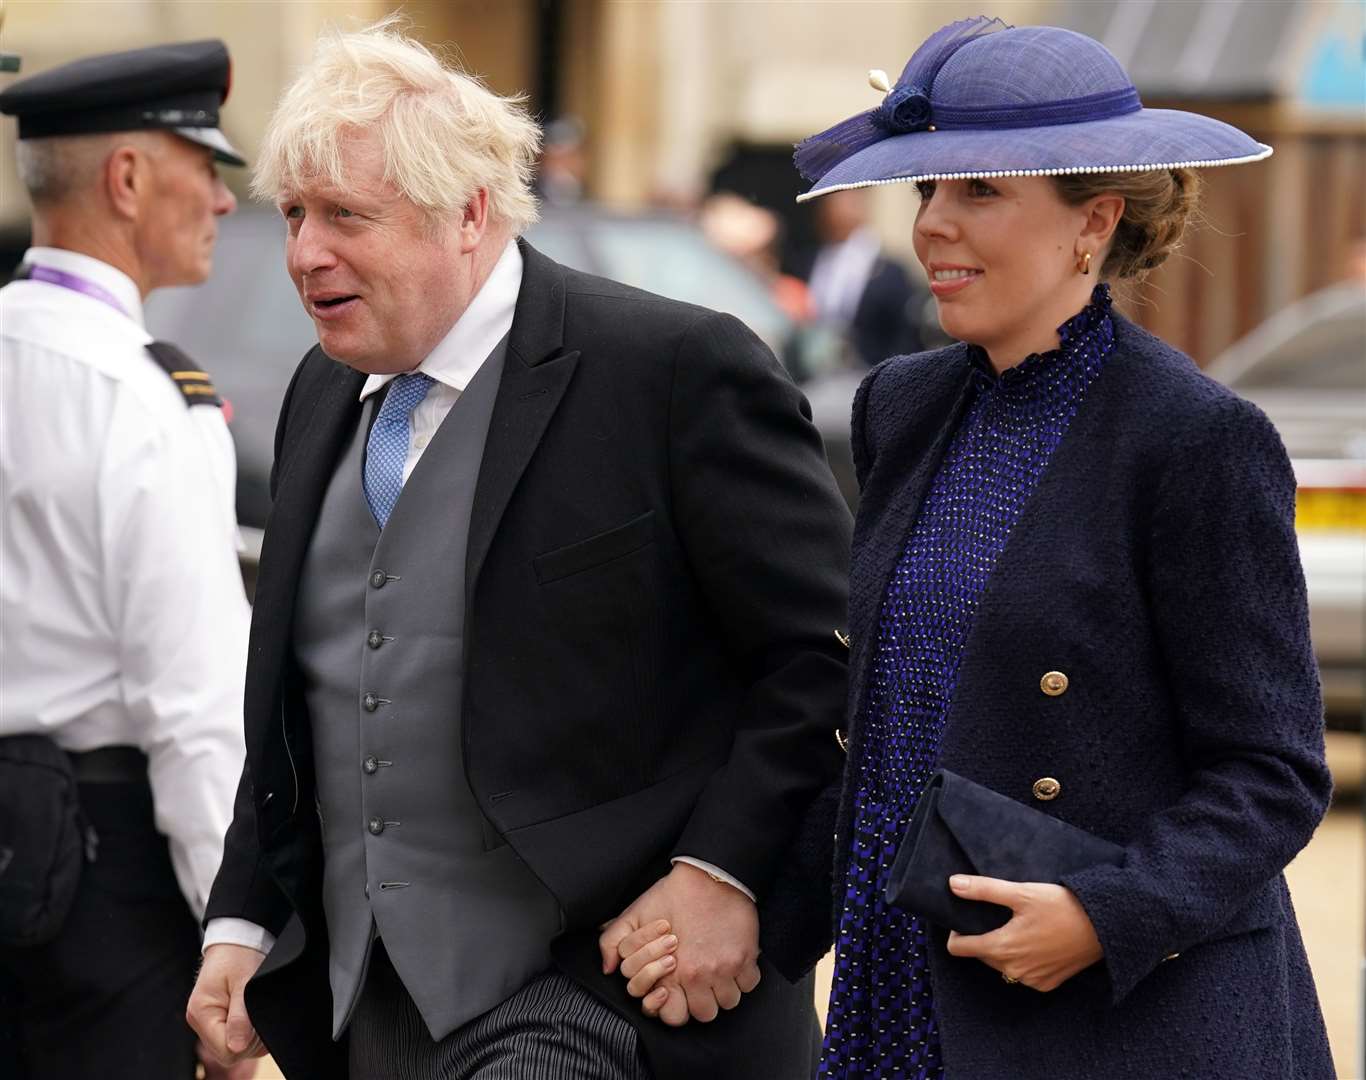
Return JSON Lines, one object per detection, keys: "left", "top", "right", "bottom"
{"left": 252, "top": 18, "right": 541, "bottom": 234}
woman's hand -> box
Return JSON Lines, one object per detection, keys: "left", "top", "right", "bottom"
{"left": 609, "top": 919, "right": 680, "bottom": 1006}
{"left": 945, "top": 875, "right": 1103, "bottom": 992}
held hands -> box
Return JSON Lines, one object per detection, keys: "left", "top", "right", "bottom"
{"left": 197, "top": 1043, "right": 259, "bottom": 1080}
{"left": 945, "top": 875, "right": 1103, "bottom": 992}
{"left": 599, "top": 862, "right": 762, "bottom": 1026}
{"left": 186, "top": 943, "right": 269, "bottom": 1067}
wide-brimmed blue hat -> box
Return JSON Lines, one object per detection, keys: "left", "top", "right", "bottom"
{"left": 795, "top": 17, "right": 1270, "bottom": 202}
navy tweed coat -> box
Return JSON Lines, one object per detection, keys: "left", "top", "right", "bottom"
{"left": 838, "top": 313, "right": 1336, "bottom": 1079}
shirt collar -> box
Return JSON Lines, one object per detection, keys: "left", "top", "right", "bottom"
{"left": 359, "top": 240, "right": 523, "bottom": 402}
{"left": 21, "top": 246, "right": 145, "bottom": 328}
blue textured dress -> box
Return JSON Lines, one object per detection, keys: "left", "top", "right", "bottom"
{"left": 819, "top": 285, "right": 1116, "bottom": 1078}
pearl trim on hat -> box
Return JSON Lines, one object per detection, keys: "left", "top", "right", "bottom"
{"left": 795, "top": 145, "right": 1273, "bottom": 202}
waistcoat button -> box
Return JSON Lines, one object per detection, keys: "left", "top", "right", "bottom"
{"left": 367, "top": 630, "right": 384, "bottom": 649}
{"left": 367, "top": 817, "right": 385, "bottom": 835}
{"left": 362, "top": 692, "right": 379, "bottom": 712}
{"left": 369, "top": 570, "right": 387, "bottom": 588}
{"left": 363, "top": 756, "right": 379, "bottom": 775}
{"left": 1040, "top": 671, "right": 1069, "bottom": 696}
{"left": 1032, "top": 777, "right": 1061, "bottom": 801}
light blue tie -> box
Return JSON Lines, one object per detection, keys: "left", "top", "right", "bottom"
{"left": 364, "top": 372, "right": 434, "bottom": 529}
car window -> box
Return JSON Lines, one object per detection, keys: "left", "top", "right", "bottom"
{"left": 585, "top": 219, "right": 791, "bottom": 350}
{"left": 1232, "top": 322, "right": 1366, "bottom": 390}
{"left": 523, "top": 220, "right": 589, "bottom": 273}
{"left": 1218, "top": 284, "right": 1366, "bottom": 392}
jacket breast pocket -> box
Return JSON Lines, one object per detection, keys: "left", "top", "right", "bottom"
{"left": 532, "top": 510, "right": 655, "bottom": 584}
{"left": 530, "top": 509, "right": 660, "bottom": 792}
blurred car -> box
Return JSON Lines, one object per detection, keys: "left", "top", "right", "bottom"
{"left": 144, "top": 205, "right": 817, "bottom": 534}
{"left": 807, "top": 282, "right": 1366, "bottom": 724}
{"left": 1205, "top": 281, "right": 1366, "bottom": 725}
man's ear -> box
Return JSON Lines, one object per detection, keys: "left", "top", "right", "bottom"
{"left": 457, "top": 187, "right": 490, "bottom": 253}
{"left": 104, "top": 144, "right": 144, "bottom": 222}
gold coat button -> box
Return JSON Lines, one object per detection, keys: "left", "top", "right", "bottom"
{"left": 1040, "top": 671, "right": 1069, "bottom": 696}
{"left": 1032, "top": 777, "right": 1061, "bottom": 801}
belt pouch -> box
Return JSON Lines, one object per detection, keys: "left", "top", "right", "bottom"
{"left": 0, "top": 734, "right": 89, "bottom": 946}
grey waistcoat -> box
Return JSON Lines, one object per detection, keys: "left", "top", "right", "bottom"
{"left": 294, "top": 343, "right": 562, "bottom": 1041}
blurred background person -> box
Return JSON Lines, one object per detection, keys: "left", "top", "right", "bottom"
{"left": 0, "top": 40, "right": 253, "bottom": 1080}
{"left": 699, "top": 191, "right": 813, "bottom": 323}
{"left": 796, "top": 187, "right": 927, "bottom": 367}
{"left": 535, "top": 115, "right": 588, "bottom": 208}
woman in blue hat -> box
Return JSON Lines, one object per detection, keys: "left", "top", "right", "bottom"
{"left": 797, "top": 17, "right": 1335, "bottom": 1079}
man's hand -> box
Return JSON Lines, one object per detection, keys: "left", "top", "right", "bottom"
{"left": 197, "top": 1041, "right": 259, "bottom": 1080}
{"left": 945, "top": 875, "right": 1103, "bottom": 992}
{"left": 599, "top": 862, "right": 761, "bottom": 1025}
{"left": 187, "top": 943, "right": 269, "bottom": 1066}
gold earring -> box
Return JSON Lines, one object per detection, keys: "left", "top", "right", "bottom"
{"left": 1077, "top": 250, "right": 1093, "bottom": 276}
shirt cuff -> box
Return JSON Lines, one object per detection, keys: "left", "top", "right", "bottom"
{"left": 203, "top": 917, "right": 276, "bottom": 957}
{"left": 672, "top": 856, "right": 756, "bottom": 902}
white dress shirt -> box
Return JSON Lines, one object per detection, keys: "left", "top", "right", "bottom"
{"left": 0, "top": 247, "right": 250, "bottom": 920}
{"left": 357, "top": 237, "right": 526, "bottom": 466}
{"left": 205, "top": 240, "right": 748, "bottom": 957}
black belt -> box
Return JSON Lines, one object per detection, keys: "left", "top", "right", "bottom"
{"left": 67, "top": 745, "right": 148, "bottom": 783}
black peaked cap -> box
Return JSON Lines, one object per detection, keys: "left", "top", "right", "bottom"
{"left": 0, "top": 39, "right": 245, "bottom": 165}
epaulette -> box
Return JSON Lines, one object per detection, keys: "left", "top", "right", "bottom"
{"left": 144, "top": 341, "right": 222, "bottom": 408}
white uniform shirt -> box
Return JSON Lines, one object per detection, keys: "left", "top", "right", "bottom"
{"left": 204, "top": 240, "right": 748, "bottom": 956}
{"left": 0, "top": 247, "right": 250, "bottom": 920}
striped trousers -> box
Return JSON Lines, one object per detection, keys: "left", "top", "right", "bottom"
{"left": 348, "top": 940, "right": 652, "bottom": 1080}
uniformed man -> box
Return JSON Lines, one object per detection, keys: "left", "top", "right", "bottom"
{"left": 0, "top": 41, "right": 253, "bottom": 1080}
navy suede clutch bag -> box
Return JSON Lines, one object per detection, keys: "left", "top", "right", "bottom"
{"left": 885, "top": 770, "right": 1125, "bottom": 935}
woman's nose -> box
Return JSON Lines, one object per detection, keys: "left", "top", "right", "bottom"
{"left": 915, "top": 191, "right": 958, "bottom": 242}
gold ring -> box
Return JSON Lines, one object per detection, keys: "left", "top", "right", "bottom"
{"left": 1001, "top": 973, "right": 1019, "bottom": 985}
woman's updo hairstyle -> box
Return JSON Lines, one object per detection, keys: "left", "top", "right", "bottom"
{"left": 1053, "top": 168, "right": 1201, "bottom": 281}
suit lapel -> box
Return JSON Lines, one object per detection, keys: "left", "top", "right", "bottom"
{"left": 256, "top": 358, "right": 367, "bottom": 615}
{"left": 465, "top": 241, "right": 579, "bottom": 596}
{"left": 247, "top": 356, "right": 365, "bottom": 757}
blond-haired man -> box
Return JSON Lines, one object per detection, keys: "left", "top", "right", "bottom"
{"left": 0, "top": 40, "right": 251, "bottom": 1080}
{"left": 188, "top": 23, "right": 850, "bottom": 1079}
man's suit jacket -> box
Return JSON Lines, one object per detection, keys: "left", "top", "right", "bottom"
{"left": 840, "top": 313, "right": 1334, "bottom": 1078}
{"left": 205, "top": 242, "right": 853, "bottom": 1078}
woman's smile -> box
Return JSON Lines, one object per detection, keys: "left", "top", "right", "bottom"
{"left": 927, "top": 263, "right": 984, "bottom": 297}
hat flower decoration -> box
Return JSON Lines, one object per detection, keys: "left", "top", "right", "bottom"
{"left": 795, "top": 15, "right": 1272, "bottom": 202}
{"left": 876, "top": 82, "right": 933, "bottom": 134}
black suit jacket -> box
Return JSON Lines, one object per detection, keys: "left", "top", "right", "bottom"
{"left": 206, "top": 242, "right": 853, "bottom": 1078}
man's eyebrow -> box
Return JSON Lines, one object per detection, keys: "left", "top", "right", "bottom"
{"left": 289, "top": 189, "right": 381, "bottom": 208}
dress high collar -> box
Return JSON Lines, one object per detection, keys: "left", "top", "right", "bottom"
{"left": 969, "top": 283, "right": 1113, "bottom": 390}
